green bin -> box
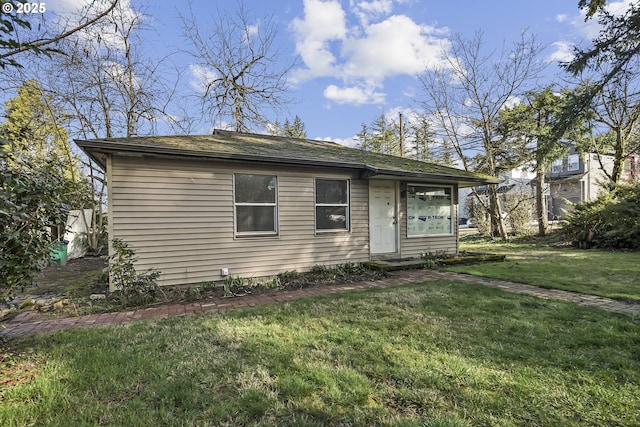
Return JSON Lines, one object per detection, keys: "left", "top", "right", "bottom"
{"left": 49, "top": 242, "right": 68, "bottom": 267}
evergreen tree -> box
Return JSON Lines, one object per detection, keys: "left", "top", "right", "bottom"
{"left": 269, "top": 115, "right": 308, "bottom": 138}
{"left": 356, "top": 122, "right": 371, "bottom": 151}
{"left": 410, "top": 114, "right": 439, "bottom": 162}
{"left": 498, "top": 87, "right": 591, "bottom": 235}
{"left": 371, "top": 114, "right": 401, "bottom": 156}
{"left": 1, "top": 80, "right": 82, "bottom": 182}
{"left": 283, "top": 115, "right": 307, "bottom": 138}
{"left": 0, "top": 80, "right": 90, "bottom": 298}
{"left": 565, "top": 1, "right": 640, "bottom": 93}
{"left": 0, "top": 79, "right": 90, "bottom": 211}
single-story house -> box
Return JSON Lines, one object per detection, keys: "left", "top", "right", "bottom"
{"left": 77, "top": 130, "right": 498, "bottom": 288}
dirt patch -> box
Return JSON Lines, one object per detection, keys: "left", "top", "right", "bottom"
{"left": 3, "top": 257, "right": 108, "bottom": 317}
{"left": 28, "top": 257, "right": 108, "bottom": 296}
{"left": 36, "top": 256, "right": 107, "bottom": 279}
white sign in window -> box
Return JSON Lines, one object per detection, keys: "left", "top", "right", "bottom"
{"left": 406, "top": 185, "right": 452, "bottom": 236}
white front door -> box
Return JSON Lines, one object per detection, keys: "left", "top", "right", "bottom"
{"left": 369, "top": 181, "right": 397, "bottom": 254}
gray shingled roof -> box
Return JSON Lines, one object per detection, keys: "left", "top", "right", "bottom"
{"left": 76, "top": 129, "right": 498, "bottom": 187}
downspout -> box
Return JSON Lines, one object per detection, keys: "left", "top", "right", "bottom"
{"left": 107, "top": 154, "right": 115, "bottom": 292}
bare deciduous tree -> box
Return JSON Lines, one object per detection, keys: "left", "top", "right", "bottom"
{"left": 418, "top": 31, "right": 545, "bottom": 239}
{"left": 181, "top": 0, "right": 296, "bottom": 132}
{"left": 580, "top": 70, "right": 640, "bottom": 186}
{"left": 34, "top": 1, "right": 180, "bottom": 253}
{"left": 0, "top": 0, "right": 119, "bottom": 69}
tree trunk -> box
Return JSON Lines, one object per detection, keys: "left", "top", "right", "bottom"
{"left": 611, "top": 156, "right": 624, "bottom": 185}
{"left": 488, "top": 184, "right": 508, "bottom": 239}
{"left": 535, "top": 171, "right": 549, "bottom": 236}
{"left": 610, "top": 129, "right": 626, "bottom": 185}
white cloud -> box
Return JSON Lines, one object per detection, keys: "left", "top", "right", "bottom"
{"left": 291, "top": 0, "right": 451, "bottom": 106}
{"left": 350, "top": 0, "right": 393, "bottom": 26}
{"left": 550, "top": 0, "right": 635, "bottom": 69}
{"left": 547, "top": 41, "right": 574, "bottom": 63}
{"left": 384, "top": 106, "right": 420, "bottom": 125}
{"left": 189, "top": 64, "right": 218, "bottom": 94}
{"left": 342, "top": 15, "right": 449, "bottom": 81}
{"left": 318, "top": 135, "right": 360, "bottom": 148}
{"left": 290, "top": 0, "right": 347, "bottom": 81}
{"left": 323, "top": 84, "right": 386, "bottom": 105}
{"left": 247, "top": 24, "right": 259, "bottom": 36}
{"left": 503, "top": 96, "right": 521, "bottom": 109}
{"left": 46, "top": 0, "right": 141, "bottom": 51}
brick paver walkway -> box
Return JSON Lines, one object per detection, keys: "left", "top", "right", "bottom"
{"left": 1, "top": 270, "right": 638, "bottom": 340}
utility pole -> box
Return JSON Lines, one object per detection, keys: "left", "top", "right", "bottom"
{"left": 399, "top": 112, "right": 404, "bottom": 157}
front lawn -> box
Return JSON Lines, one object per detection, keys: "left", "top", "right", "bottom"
{"left": 451, "top": 234, "right": 640, "bottom": 301}
{"left": 2, "top": 281, "right": 639, "bottom": 426}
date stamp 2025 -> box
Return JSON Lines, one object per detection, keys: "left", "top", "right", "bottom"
{"left": 2, "top": 2, "right": 47, "bottom": 14}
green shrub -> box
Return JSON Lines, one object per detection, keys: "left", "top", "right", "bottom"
{"left": 109, "top": 238, "right": 161, "bottom": 307}
{"left": 277, "top": 270, "right": 301, "bottom": 282}
{"left": 466, "top": 196, "right": 491, "bottom": 235}
{"left": 503, "top": 192, "right": 533, "bottom": 236}
{"left": 563, "top": 183, "right": 640, "bottom": 250}
{"left": 223, "top": 275, "right": 245, "bottom": 297}
{"left": 0, "top": 145, "right": 69, "bottom": 302}
{"left": 308, "top": 264, "right": 336, "bottom": 281}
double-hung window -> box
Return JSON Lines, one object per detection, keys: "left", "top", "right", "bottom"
{"left": 567, "top": 154, "right": 580, "bottom": 171}
{"left": 234, "top": 174, "right": 278, "bottom": 236}
{"left": 315, "top": 178, "right": 349, "bottom": 231}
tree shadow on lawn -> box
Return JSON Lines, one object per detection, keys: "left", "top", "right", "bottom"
{"left": 3, "top": 281, "right": 639, "bottom": 426}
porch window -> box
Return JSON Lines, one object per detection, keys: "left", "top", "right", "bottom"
{"left": 315, "top": 178, "right": 349, "bottom": 231}
{"left": 234, "top": 174, "right": 278, "bottom": 235}
{"left": 406, "top": 185, "right": 453, "bottom": 236}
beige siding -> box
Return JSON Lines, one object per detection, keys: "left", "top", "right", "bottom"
{"left": 398, "top": 182, "right": 458, "bottom": 258}
{"left": 110, "top": 156, "right": 369, "bottom": 287}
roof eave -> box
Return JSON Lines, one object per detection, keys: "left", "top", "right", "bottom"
{"left": 75, "top": 138, "right": 366, "bottom": 171}
{"left": 75, "top": 140, "right": 108, "bottom": 170}
{"left": 75, "top": 138, "right": 500, "bottom": 186}
{"left": 363, "top": 166, "right": 499, "bottom": 186}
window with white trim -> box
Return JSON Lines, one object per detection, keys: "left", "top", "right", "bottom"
{"left": 567, "top": 154, "right": 580, "bottom": 171}
{"left": 406, "top": 185, "right": 453, "bottom": 236}
{"left": 315, "top": 178, "right": 349, "bottom": 231}
{"left": 234, "top": 174, "right": 277, "bottom": 235}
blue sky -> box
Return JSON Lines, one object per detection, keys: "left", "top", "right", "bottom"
{"left": 43, "top": 0, "right": 633, "bottom": 145}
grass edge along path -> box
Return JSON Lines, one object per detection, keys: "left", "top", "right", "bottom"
{"left": 452, "top": 234, "right": 640, "bottom": 302}
{"left": 2, "top": 269, "right": 638, "bottom": 341}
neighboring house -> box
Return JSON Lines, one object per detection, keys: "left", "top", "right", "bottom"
{"left": 459, "top": 165, "right": 535, "bottom": 222}
{"left": 547, "top": 146, "right": 640, "bottom": 219}
{"left": 77, "top": 130, "right": 497, "bottom": 288}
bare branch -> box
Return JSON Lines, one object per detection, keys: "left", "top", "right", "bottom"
{"left": 180, "top": 0, "right": 297, "bottom": 132}
{"left": 0, "top": 0, "right": 119, "bottom": 65}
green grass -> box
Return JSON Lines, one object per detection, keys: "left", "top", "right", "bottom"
{"left": 451, "top": 234, "right": 640, "bottom": 301}
{"left": 2, "top": 281, "right": 639, "bottom": 426}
